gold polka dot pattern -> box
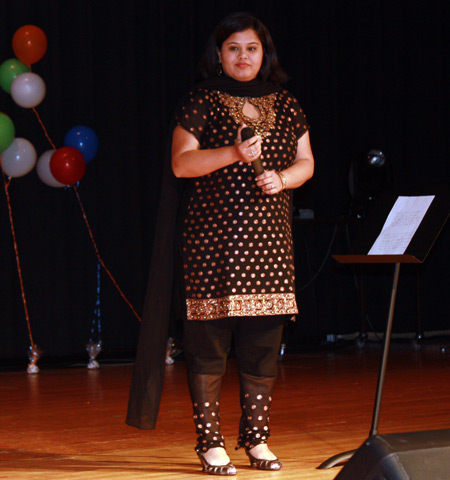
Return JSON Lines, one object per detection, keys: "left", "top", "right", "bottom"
{"left": 176, "top": 88, "right": 310, "bottom": 321}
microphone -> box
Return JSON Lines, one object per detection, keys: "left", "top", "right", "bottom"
{"left": 241, "top": 127, "right": 264, "bottom": 175}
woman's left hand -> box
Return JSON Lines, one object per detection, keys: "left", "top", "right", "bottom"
{"left": 256, "top": 170, "right": 284, "bottom": 195}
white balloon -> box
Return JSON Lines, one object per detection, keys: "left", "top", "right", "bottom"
{"left": 0, "top": 137, "right": 37, "bottom": 177}
{"left": 36, "top": 149, "right": 65, "bottom": 188}
{"left": 10, "top": 72, "right": 46, "bottom": 108}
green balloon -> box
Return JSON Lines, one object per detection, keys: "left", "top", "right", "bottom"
{"left": 0, "top": 58, "right": 30, "bottom": 94}
{"left": 0, "top": 112, "right": 15, "bottom": 153}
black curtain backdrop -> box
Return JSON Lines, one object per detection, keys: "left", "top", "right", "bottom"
{"left": 1, "top": 0, "right": 449, "bottom": 363}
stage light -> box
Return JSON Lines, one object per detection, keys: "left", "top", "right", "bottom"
{"left": 349, "top": 149, "right": 388, "bottom": 219}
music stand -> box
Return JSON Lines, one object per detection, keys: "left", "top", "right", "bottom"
{"left": 318, "top": 189, "right": 449, "bottom": 470}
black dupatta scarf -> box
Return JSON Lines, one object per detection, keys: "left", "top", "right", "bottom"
{"left": 196, "top": 74, "right": 278, "bottom": 97}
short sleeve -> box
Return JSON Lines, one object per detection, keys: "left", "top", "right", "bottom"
{"left": 174, "top": 89, "right": 211, "bottom": 142}
{"left": 282, "top": 91, "right": 310, "bottom": 140}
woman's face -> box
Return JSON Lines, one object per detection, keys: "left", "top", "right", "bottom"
{"left": 218, "top": 28, "right": 264, "bottom": 82}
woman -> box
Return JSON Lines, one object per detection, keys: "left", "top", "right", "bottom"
{"left": 127, "top": 12, "right": 314, "bottom": 476}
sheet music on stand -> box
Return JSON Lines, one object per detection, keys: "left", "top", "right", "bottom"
{"left": 318, "top": 188, "right": 449, "bottom": 471}
{"left": 368, "top": 196, "right": 435, "bottom": 255}
{"left": 333, "top": 187, "right": 448, "bottom": 264}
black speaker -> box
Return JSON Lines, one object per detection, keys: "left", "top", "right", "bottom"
{"left": 335, "top": 429, "right": 450, "bottom": 480}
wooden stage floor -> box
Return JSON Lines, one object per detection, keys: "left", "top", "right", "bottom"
{"left": 1, "top": 342, "right": 450, "bottom": 479}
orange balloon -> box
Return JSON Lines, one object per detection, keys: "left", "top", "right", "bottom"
{"left": 12, "top": 25, "right": 48, "bottom": 65}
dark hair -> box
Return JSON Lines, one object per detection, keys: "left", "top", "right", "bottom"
{"left": 196, "top": 12, "right": 289, "bottom": 85}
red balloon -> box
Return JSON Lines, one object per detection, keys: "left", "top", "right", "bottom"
{"left": 49, "top": 147, "right": 86, "bottom": 185}
{"left": 12, "top": 25, "right": 48, "bottom": 65}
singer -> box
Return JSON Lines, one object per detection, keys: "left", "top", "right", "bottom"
{"left": 127, "top": 12, "right": 314, "bottom": 476}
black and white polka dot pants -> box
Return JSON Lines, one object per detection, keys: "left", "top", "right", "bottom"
{"left": 184, "top": 315, "right": 285, "bottom": 452}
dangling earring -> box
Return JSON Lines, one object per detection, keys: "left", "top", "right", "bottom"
{"left": 217, "top": 60, "right": 223, "bottom": 76}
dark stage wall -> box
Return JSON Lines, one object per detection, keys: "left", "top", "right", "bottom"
{"left": 1, "top": 0, "right": 449, "bottom": 362}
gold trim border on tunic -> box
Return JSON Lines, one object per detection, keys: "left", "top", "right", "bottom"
{"left": 186, "top": 293, "right": 298, "bottom": 321}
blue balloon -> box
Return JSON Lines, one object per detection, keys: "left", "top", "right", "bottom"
{"left": 63, "top": 125, "right": 98, "bottom": 164}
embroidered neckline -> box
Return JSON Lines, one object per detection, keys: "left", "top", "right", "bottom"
{"left": 216, "top": 92, "right": 277, "bottom": 138}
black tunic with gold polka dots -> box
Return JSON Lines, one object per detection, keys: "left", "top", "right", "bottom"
{"left": 175, "top": 88, "right": 309, "bottom": 321}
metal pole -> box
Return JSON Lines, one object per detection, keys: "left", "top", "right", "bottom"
{"left": 369, "top": 262, "right": 401, "bottom": 436}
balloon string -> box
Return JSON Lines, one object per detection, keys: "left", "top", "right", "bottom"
{"left": 72, "top": 185, "right": 142, "bottom": 322}
{"left": 1, "top": 169, "right": 35, "bottom": 346}
{"left": 89, "top": 259, "right": 102, "bottom": 343}
{"left": 32, "top": 107, "right": 57, "bottom": 150}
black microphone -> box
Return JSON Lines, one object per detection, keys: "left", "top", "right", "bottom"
{"left": 241, "top": 127, "right": 264, "bottom": 175}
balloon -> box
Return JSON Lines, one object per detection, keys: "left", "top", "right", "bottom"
{"left": 0, "top": 112, "right": 15, "bottom": 153}
{"left": 12, "top": 25, "right": 48, "bottom": 65}
{"left": 64, "top": 125, "right": 99, "bottom": 164}
{"left": 0, "top": 59, "right": 30, "bottom": 94}
{"left": 50, "top": 146, "right": 86, "bottom": 185}
{"left": 36, "top": 149, "right": 65, "bottom": 188}
{"left": 10, "top": 72, "right": 46, "bottom": 108}
{"left": 0, "top": 137, "right": 37, "bottom": 177}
